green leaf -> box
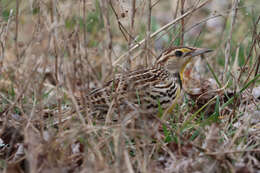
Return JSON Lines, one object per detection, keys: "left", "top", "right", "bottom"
{"left": 163, "top": 124, "right": 171, "bottom": 142}
{"left": 157, "top": 99, "right": 163, "bottom": 118}
{"left": 206, "top": 60, "right": 222, "bottom": 88}
{"left": 189, "top": 130, "right": 200, "bottom": 141}
{"left": 2, "top": 10, "right": 11, "bottom": 21}
{"left": 136, "top": 89, "right": 141, "bottom": 105}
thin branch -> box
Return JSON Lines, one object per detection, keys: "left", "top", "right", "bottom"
{"left": 109, "top": 1, "right": 128, "bottom": 42}
{"left": 103, "top": 0, "right": 113, "bottom": 67}
{"left": 50, "top": 0, "right": 59, "bottom": 83}
{"left": 109, "top": 1, "right": 146, "bottom": 49}
{"left": 145, "top": 0, "right": 152, "bottom": 66}
{"left": 238, "top": 16, "right": 260, "bottom": 83}
{"left": 203, "top": 149, "right": 260, "bottom": 156}
{"left": 180, "top": 0, "right": 185, "bottom": 45}
{"left": 151, "top": 0, "right": 163, "bottom": 8}
{"left": 255, "top": 54, "right": 260, "bottom": 77}
{"left": 126, "top": 0, "right": 136, "bottom": 70}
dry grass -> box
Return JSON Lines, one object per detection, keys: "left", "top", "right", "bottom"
{"left": 0, "top": 0, "right": 259, "bottom": 172}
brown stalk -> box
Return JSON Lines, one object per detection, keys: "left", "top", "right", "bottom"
{"left": 242, "top": 16, "right": 260, "bottom": 84}
{"left": 15, "top": 0, "right": 20, "bottom": 60}
{"left": 50, "top": 0, "right": 63, "bottom": 130}
{"left": 66, "top": 65, "right": 88, "bottom": 127}
{"left": 237, "top": 17, "right": 259, "bottom": 80}
{"left": 50, "top": 0, "right": 59, "bottom": 84}
{"left": 173, "top": 0, "right": 180, "bottom": 20}
{"left": 255, "top": 54, "right": 260, "bottom": 77}
{"left": 126, "top": 0, "right": 136, "bottom": 71}
{"left": 80, "top": 0, "right": 91, "bottom": 93}
{"left": 180, "top": 0, "right": 185, "bottom": 46}
{"left": 102, "top": 0, "right": 113, "bottom": 67}
{"left": 109, "top": 1, "right": 128, "bottom": 42}
{"left": 223, "top": 0, "right": 239, "bottom": 123}
{"left": 83, "top": 0, "right": 87, "bottom": 48}
{"left": 0, "top": 8, "right": 13, "bottom": 66}
{"left": 144, "top": 0, "right": 151, "bottom": 67}
{"left": 204, "top": 149, "right": 260, "bottom": 156}
{"left": 151, "top": 0, "right": 163, "bottom": 8}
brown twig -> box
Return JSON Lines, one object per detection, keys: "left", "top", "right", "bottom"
{"left": 204, "top": 149, "right": 260, "bottom": 156}
{"left": 50, "top": 0, "right": 59, "bottom": 84}
{"left": 144, "top": 0, "right": 152, "bottom": 67}
{"left": 151, "top": 0, "right": 162, "bottom": 8}
{"left": 102, "top": 0, "right": 113, "bottom": 67}
{"left": 109, "top": 1, "right": 128, "bottom": 42}
{"left": 126, "top": 0, "right": 136, "bottom": 71}
{"left": 65, "top": 64, "right": 88, "bottom": 127}
{"left": 242, "top": 16, "right": 260, "bottom": 84}
{"left": 80, "top": 0, "right": 90, "bottom": 92}
{"left": 109, "top": 1, "right": 142, "bottom": 48}
{"left": 255, "top": 54, "right": 260, "bottom": 77}
{"left": 180, "top": 0, "right": 185, "bottom": 46}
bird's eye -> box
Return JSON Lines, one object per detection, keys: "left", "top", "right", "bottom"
{"left": 175, "top": 50, "right": 183, "bottom": 57}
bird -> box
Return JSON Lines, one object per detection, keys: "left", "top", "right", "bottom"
{"left": 81, "top": 46, "right": 213, "bottom": 117}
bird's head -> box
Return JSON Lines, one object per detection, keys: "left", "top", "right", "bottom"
{"left": 155, "top": 46, "right": 213, "bottom": 80}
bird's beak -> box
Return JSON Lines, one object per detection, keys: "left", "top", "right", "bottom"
{"left": 189, "top": 48, "right": 213, "bottom": 58}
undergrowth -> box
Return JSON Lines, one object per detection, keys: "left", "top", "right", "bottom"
{"left": 0, "top": 0, "right": 259, "bottom": 172}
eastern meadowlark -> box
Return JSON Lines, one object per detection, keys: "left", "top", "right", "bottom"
{"left": 82, "top": 46, "right": 213, "bottom": 116}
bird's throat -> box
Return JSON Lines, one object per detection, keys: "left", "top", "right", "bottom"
{"left": 179, "top": 59, "right": 192, "bottom": 82}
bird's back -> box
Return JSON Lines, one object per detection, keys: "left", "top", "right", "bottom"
{"left": 84, "top": 67, "right": 181, "bottom": 114}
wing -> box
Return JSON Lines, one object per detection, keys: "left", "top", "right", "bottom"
{"left": 84, "top": 67, "right": 179, "bottom": 113}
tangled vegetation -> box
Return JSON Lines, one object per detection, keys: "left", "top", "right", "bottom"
{"left": 0, "top": 0, "right": 259, "bottom": 172}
